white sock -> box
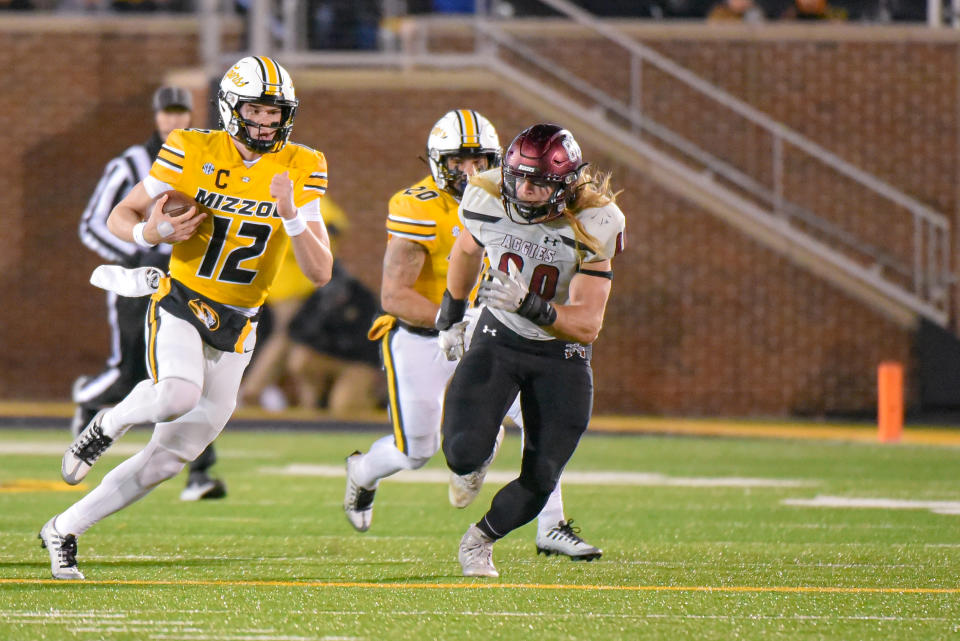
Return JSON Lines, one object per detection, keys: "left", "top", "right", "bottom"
{"left": 354, "top": 435, "right": 416, "bottom": 489}
{"left": 55, "top": 441, "right": 183, "bottom": 537}
{"left": 537, "top": 481, "right": 565, "bottom": 534}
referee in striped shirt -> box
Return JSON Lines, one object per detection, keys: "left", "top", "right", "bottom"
{"left": 73, "top": 86, "right": 226, "bottom": 502}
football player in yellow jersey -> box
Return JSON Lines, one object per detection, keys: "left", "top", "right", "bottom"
{"left": 40, "top": 56, "right": 333, "bottom": 580}
{"left": 343, "top": 110, "right": 600, "bottom": 561}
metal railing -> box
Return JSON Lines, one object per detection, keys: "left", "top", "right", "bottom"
{"left": 467, "top": 0, "right": 953, "bottom": 324}
{"left": 222, "top": 0, "right": 954, "bottom": 325}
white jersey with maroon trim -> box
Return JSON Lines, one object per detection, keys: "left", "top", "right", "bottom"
{"left": 458, "top": 169, "right": 625, "bottom": 341}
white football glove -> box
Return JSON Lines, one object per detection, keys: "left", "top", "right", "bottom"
{"left": 477, "top": 262, "right": 528, "bottom": 312}
{"left": 438, "top": 320, "right": 469, "bottom": 361}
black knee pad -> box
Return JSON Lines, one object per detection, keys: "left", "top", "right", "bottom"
{"left": 443, "top": 433, "right": 485, "bottom": 475}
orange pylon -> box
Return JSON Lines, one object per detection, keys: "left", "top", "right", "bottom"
{"left": 877, "top": 361, "right": 903, "bottom": 443}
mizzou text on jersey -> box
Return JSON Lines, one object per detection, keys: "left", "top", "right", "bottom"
{"left": 152, "top": 128, "right": 328, "bottom": 307}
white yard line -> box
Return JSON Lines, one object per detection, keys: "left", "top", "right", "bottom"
{"left": 783, "top": 495, "right": 960, "bottom": 515}
{"left": 260, "top": 464, "right": 814, "bottom": 488}
{"left": 214, "top": 610, "right": 957, "bottom": 622}
{"left": 2, "top": 604, "right": 956, "bottom": 634}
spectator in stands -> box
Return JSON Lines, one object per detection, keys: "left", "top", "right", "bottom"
{"left": 0, "top": 0, "right": 34, "bottom": 10}
{"left": 708, "top": 0, "right": 765, "bottom": 21}
{"left": 308, "top": 0, "right": 380, "bottom": 50}
{"left": 885, "top": 0, "right": 925, "bottom": 21}
{"left": 110, "top": 0, "right": 158, "bottom": 11}
{"left": 432, "top": 0, "right": 474, "bottom": 11}
{"left": 779, "top": 0, "right": 848, "bottom": 19}
{"left": 115, "top": 0, "right": 189, "bottom": 10}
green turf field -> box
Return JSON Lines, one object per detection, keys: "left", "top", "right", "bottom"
{"left": 1, "top": 425, "right": 958, "bottom": 640}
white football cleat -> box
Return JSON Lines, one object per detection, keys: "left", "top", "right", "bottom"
{"left": 38, "top": 517, "right": 84, "bottom": 580}
{"left": 536, "top": 519, "right": 602, "bottom": 561}
{"left": 458, "top": 524, "right": 499, "bottom": 578}
{"left": 62, "top": 408, "right": 113, "bottom": 485}
{"left": 448, "top": 425, "right": 505, "bottom": 508}
{"left": 343, "top": 451, "right": 376, "bottom": 532}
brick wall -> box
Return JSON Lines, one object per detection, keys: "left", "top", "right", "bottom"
{"left": 0, "top": 19, "right": 945, "bottom": 417}
{"left": 518, "top": 25, "right": 960, "bottom": 306}
{"left": 300, "top": 86, "right": 915, "bottom": 417}
{"left": 0, "top": 16, "right": 239, "bottom": 400}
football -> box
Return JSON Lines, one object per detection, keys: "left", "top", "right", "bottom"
{"left": 156, "top": 190, "right": 198, "bottom": 217}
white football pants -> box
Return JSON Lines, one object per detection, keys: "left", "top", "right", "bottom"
{"left": 56, "top": 308, "right": 254, "bottom": 536}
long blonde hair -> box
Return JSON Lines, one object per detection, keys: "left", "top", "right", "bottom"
{"left": 470, "top": 167, "right": 619, "bottom": 259}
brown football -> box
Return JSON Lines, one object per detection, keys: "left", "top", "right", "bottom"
{"left": 156, "top": 190, "right": 198, "bottom": 217}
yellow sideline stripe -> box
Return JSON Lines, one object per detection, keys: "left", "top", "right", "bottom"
{"left": 2, "top": 401, "right": 960, "bottom": 445}
{"left": 0, "top": 479, "right": 87, "bottom": 493}
{"left": 589, "top": 416, "right": 960, "bottom": 446}
{"left": 1, "top": 578, "right": 958, "bottom": 593}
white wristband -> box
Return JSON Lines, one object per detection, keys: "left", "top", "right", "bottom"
{"left": 282, "top": 211, "right": 307, "bottom": 237}
{"left": 132, "top": 222, "right": 157, "bottom": 248}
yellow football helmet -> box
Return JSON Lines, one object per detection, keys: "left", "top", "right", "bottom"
{"left": 427, "top": 109, "right": 501, "bottom": 199}
{"left": 217, "top": 56, "right": 298, "bottom": 154}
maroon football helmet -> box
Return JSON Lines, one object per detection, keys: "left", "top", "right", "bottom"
{"left": 501, "top": 124, "right": 586, "bottom": 224}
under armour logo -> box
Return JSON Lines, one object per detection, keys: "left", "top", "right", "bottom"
{"left": 564, "top": 344, "right": 587, "bottom": 359}
{"left": 482, "top": 325, "right": 497, "bottom": 336}
{"left": 543, "top": 236, "right": 560, "bottom": 246}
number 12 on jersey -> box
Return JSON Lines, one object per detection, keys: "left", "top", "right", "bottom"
{"left": 197, "top": 215, "right": 274, "bottom": 284}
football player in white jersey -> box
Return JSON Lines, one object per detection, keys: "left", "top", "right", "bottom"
{"left": 344, "top": 110, "right": 600, "bottom": 560}
{"left": 437, "top": 124, "right": 625, "bottom": 577}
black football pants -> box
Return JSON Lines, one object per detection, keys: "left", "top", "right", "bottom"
{"left": 442, "top": 318, "right": 593, "bottom": 539}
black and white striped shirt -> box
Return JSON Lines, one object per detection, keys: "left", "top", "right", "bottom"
{"left": 79, "top": 133, "right": 172, "bottom": 268}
